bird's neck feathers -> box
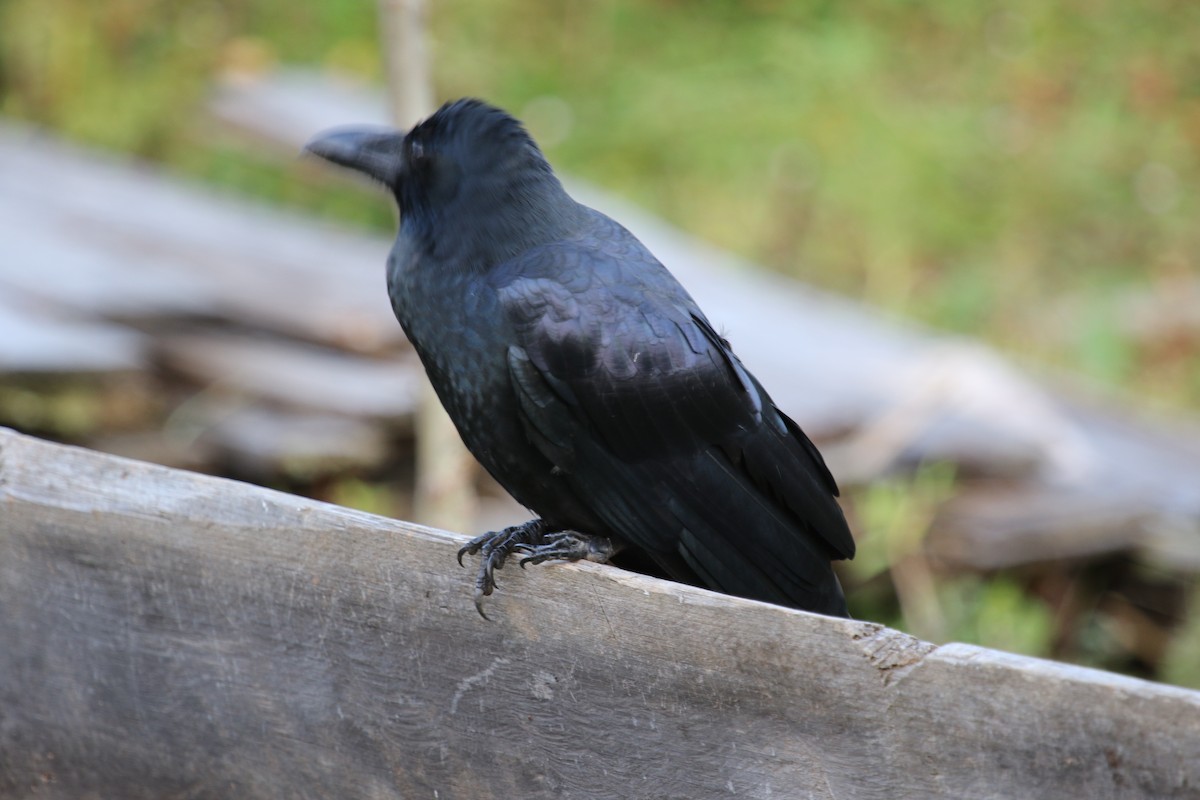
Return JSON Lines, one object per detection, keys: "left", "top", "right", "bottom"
{"left": 397, "top": 147, "right": 583, "bottom": 273}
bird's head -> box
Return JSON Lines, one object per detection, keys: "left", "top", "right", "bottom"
{"left": 305, "top": 99, "right": 575, "bottom": 260}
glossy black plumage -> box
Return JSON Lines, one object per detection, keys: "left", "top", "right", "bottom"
{"left": 306, "top": 99, "right": 854, "bottom": 616}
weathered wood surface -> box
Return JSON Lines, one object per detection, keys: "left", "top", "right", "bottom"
{"left": 2, "top": 428, "right": 1198, "bottom": 800}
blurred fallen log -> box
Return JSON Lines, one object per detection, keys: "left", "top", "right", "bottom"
{"left": 196, "top": 406, "right": 392, "bottom": 480}
{"left": 154, "top": 333, "right": 421, "bottom": 422}
{"left": 0, "top": 124, "right": 402, "bottom": 354}
{"left": 0, "top": 293, "right": 145, "bottom": 375}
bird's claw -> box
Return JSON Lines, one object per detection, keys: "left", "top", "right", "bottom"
{"left": 457, "top": 522, "right": 619, "bottom": 617}
{"left": 457, "top": 519, "right": 553, "bottom": 618}
{"left": 456, "top": 533, "right": 491, "bottom": 567}
{"left": 513, "top": 531, "right": 618, "bottom": 567}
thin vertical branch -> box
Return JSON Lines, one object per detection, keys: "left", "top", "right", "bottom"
{"left": 377, "top": 0, "right": 478, "bottom": 532}
{"left": 377, "top": 0, "right": 433, "bottom": 128}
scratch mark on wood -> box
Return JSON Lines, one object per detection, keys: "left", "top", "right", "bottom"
{"left": 449, "top": 656, "right": 511, "bottom": 715}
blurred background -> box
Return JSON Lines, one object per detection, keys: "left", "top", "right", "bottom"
{"left": 2, "top": 1, "right": 1198, "bottom": 686}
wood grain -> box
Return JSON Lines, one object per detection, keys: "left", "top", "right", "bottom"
{"left": 1, "top": 427, "right": 1198, "bottom": 799}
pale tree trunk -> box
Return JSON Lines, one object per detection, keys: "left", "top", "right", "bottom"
{"left": 377, "top": 0, "right": 433, "bottom": 127}
{"left": 377, "top": 0, "right": 478, "bottom": 533}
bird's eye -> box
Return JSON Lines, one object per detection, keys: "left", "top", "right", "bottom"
{"left": 410, "top": 139, "right": 427, "bottom": 163}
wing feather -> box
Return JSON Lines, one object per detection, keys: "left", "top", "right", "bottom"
{"left": 495, "top": 232, "right": 853, "bottom": 613}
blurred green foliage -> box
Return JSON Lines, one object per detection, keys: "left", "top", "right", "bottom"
{"left": 847, "top": 462, "right": 1054, "bottom": 659}
{"left": 2, "top": 0, "right": 1196, "bottom": 677}
{"left": 1162, "top": 585, "right": 1200, "bottom": 689}
{"left": 4, "top": 0, "right": 1197, "bottom": 404}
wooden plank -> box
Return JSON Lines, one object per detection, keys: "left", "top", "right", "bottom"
{"left": 927, "top": 393, "right": 1200, "bottom": 570}
{"left": 154, "top": 332, "right": 421, "bottom": 421}
{"left": 0, "top": 294, "right": 144, "bottom": 375}
{"left": 0, "top": 124, "right": 402, "bottom": 354}
{"left": 195, "top": 405, "right": 392, "bottom": 479}
{"left": 1, "top": 428, "right": 1197, "bottom": 799}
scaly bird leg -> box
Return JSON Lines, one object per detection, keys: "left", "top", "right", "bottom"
{"left": 514, "top": 532, "right": 620, "bottom": 567}
{"left": 456, "top": 519, "right": 617, "bottom": 618}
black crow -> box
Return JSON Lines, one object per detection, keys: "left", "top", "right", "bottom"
{"left": 306, "top": 99, "right": 854, "bottom": 617}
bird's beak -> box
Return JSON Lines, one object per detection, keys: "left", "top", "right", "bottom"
{"left": 303, "top": 126, "right": 405, "bottom": 186}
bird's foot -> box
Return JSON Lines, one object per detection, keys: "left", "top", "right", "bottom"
{"left": 456, "top": 518, "right": 558, "bottom": 618}
{"left": 514, "top": 532, "right": 619, "bottom": 567}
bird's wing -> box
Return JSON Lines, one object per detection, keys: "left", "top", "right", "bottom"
{"left": 493, "top": 236, "right": 853, "bottom": 611}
